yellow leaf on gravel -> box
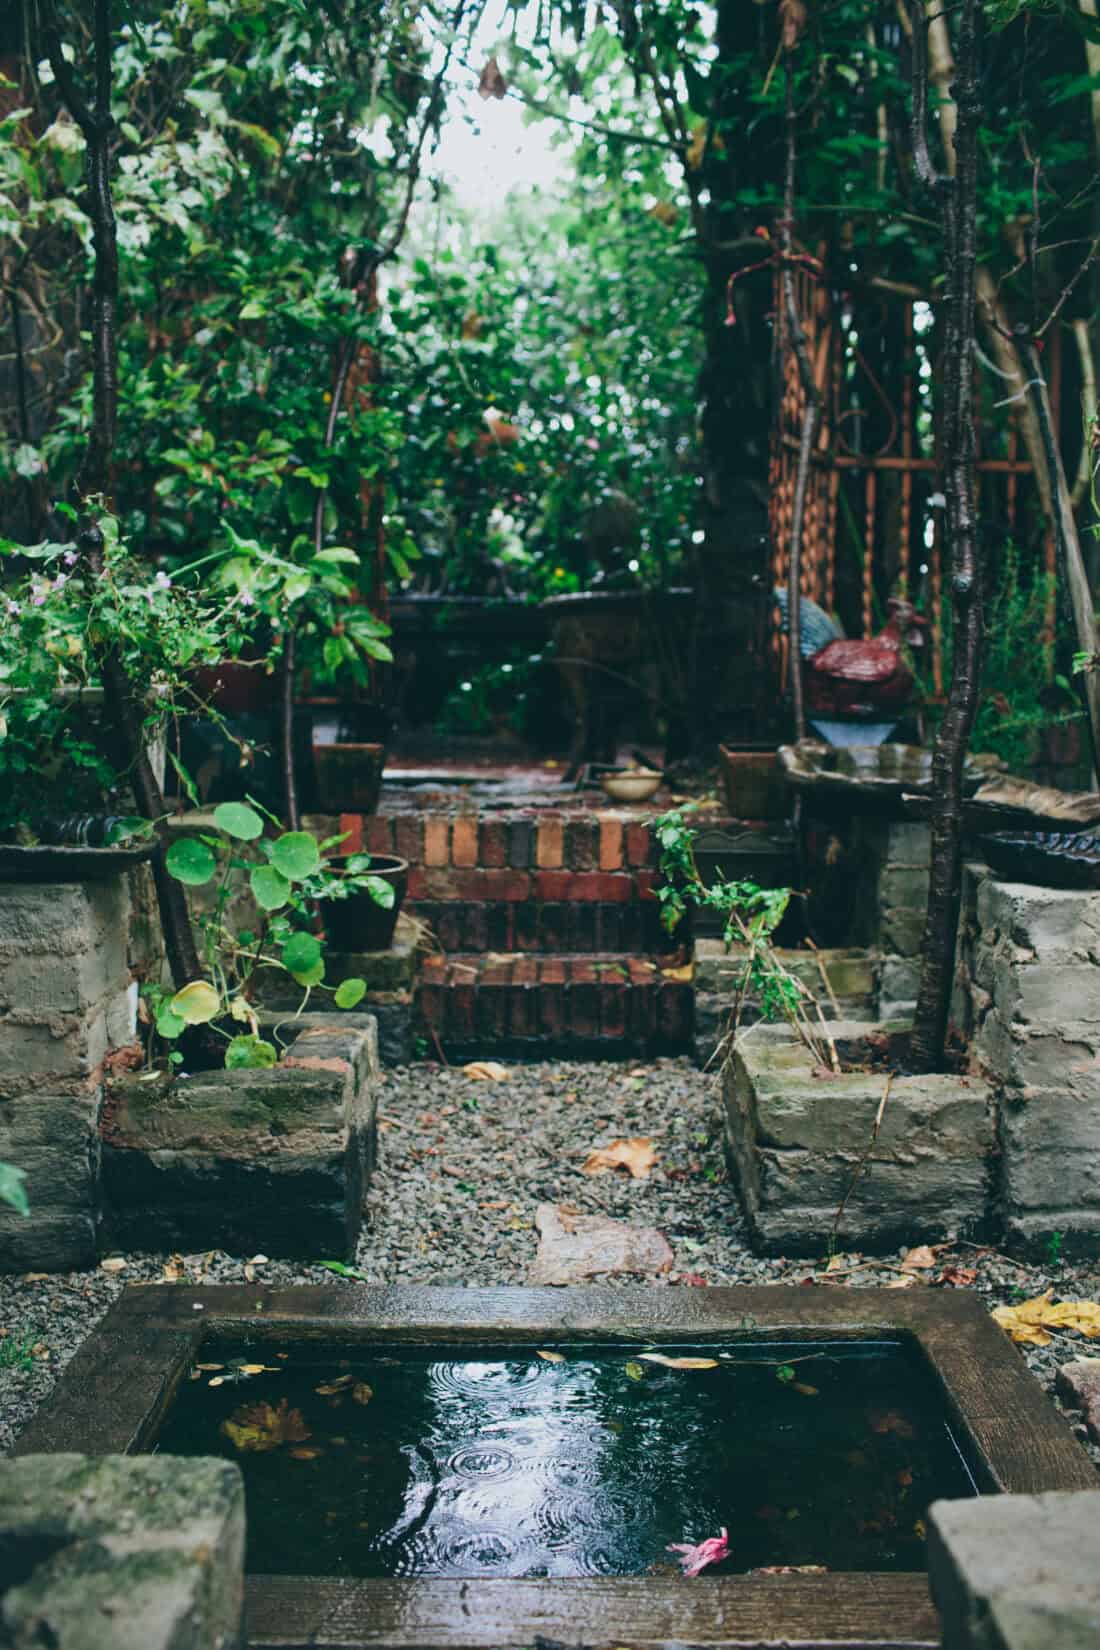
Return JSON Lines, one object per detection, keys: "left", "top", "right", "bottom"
{"left": 463, "top": 1060, "right": 508, "bottom": 1081}
{"left": 900, "top": 1245, "right": 939, "bottom": 1271}
{"left": 991, "top": 1290, "right": 1100, "bottom": 1346}
{"left": 638, "top": 1354, "right": 718, "bottom": 1370}
{"left": 582, "top": 1137, "right": 658, "bottom": 1179}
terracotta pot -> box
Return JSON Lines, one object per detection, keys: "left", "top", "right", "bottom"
{"left": 312, "top": 741, "right": 386, "bottom": 813}
{"left": 718, "top": 743, "right": 787, "bottom": 820}
{"left": 323, "top": 854, "right": 408, "bottom": 952}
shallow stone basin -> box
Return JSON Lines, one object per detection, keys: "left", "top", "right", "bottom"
{"left": 14, "top": 1284, "right": 1096, "bottom": 1649}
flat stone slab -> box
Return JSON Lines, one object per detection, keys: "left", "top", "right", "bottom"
{"left": 929, "top": 1490, "right": 1100, "bottom": 1650}
{"left": 723, "top": 1021, "right": 995, "bottom": 1254}
{"left": 0, "top": 1452, "right": 244, "bottom": 1650}
{"left": 527, "top": 1202, "right": 673, "bottom": 1284}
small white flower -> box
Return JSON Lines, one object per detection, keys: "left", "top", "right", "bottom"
{"left": 155, "top": 570, "right": 172, "bottom": 590}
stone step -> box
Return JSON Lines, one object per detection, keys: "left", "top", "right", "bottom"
{"left": 416, "top": 953, "right": 693, "bottom": 1059}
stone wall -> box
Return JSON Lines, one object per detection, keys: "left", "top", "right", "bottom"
{"left": 0, "top": 877, "right": 136, "bottom": 1272}
{"left": 954, "top": 865, "right": 1100, "bottom": 1257}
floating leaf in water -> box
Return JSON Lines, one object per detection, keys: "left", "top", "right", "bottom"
{"left": 869, "top": 1408, "right": 916, "bottom": 1438}
{"left": 289, "top": 1446, "right": 323, "bottom": 1461}
{"left": 208, "top": 1376, "right": 226, "bottom": 1387}
{"left": 624, "top": 1360, "right": 645, "bottom": 1381}
{"left": 351, "top": 1382, "right": 374, "bottom": 1405}
{"left": 791, "top": 1381, "right": 819, "bottom": 1397}
{"left": 195, "top": 1363, "right": 224, "bottom": 1372}
{"left": 775, "top": 1364, "right": 795, "bottom": 1383}
{"left": 667, "top": 1526, "right": 730, "bottom": 1576}
{"left": 315, "top": 1375, "right": 355, "bottom": 1395}
{"left": 221, "top": 1398, "right": 311, "bottom": 1453}
{"left": 638, "top": 1354, "right": 717, "bottom": 1370}
{"left": 536, "top": 1350, "right": 566, "bottom": 1363}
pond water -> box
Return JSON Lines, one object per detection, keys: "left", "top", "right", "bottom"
{"left": 154, "top": 1339, "right": 976, "bottom": 1578}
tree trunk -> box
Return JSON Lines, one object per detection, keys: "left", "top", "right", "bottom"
{"left": 909, "top": 0, "right": 983, "bottom": 1072}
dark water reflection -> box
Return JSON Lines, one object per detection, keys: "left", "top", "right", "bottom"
{"left": 154, "top": 1340, "right": 976, "bottom": 1578}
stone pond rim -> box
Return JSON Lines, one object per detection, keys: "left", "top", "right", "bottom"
{"left": 13, "top": 1282, "right": 1096, "bottom": 1650}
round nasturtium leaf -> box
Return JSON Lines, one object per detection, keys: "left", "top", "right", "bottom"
{"left": 290, "top": 960, "right": 326, "bottom": 988}
{"left": 155, "top": 1007, "right": 187, "bottom": 1040}
{"left": 165, "top": 837, "right": 217, "bottom": 886}
{"left": 213, "top": 801, "right": 264, "bottom": 841}
{"left": 281, "top": 930, "right": 322, "bottom": 975}
{"left": 224, "top": 1034, "right": 277, "bottom": 1071}
{"left": 250, "top": 864, "right": 291, "bottom": 912}
{"left": 169, "top": 979, "right": 222, "bottom": 1025}
{"left": 334, "top": 978, "right": 366, "bottom": 1010}
{"left": 269, "top": 831, "right": 322, "bottom": 882}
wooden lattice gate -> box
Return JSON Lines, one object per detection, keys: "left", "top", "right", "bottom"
{"left": 769, "top": 262, "right": 1057, "bottom": 695}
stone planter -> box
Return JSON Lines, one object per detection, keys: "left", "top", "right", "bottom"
{"left": 722, "top": 1021, "right": 995, "bottom": 1255}
{"left": 100, "top": 1017, "right": 379, "bottom": 1260}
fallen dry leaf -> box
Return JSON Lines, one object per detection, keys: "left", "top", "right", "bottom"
{"left": 624, "top": 1360, "right": 645, "bottom": 1381}
{"left": 288, "top": 1446, "right": 322, "bottom": 1461}
{"left": 477, "top": 54, "right": 507, "bottom": 100}
{"left": 638, "top": 1354, "right": 718, "bottom": 1370}
{"left": 869, "top": 1408, "right": 916, "bottom": 1438}
{"left": 239, "top": 1364, "right": 266, "bottom": 1377}
{"left": 351, "top": 1382, "right": 374, "bottom": 1405}
{"left": 536, "top": 1350, "right": 566, "bottom": 1363}
{"left": 791, "top": 1381, "right": 819, "bottom": 1397}
{"left": 315, "top": 1374, "right": 355, "bottom": 1396}
{"left": 660, "top": 964, "right": 694, "bottom": 983}
{"left": 582, "top": 1137, "right": 658, "bottom": 1179}
{"left": 462, "top": 1060, "right": 508, "bottom": 1081}
{"left": 992, "top": 1291, "right": 1100, "bottom": 1347}
{"left": 99, "top": 1257, "right": 127, "bottom": 1274}
{"left": 221, "top": 1398, "right": 311, "bottom": 1453}
{"left": 901, "top": 1245, "right": 940, "bottom": 1271}
{"left": 938, "top": 1266, "right": 978, "bottom": 1287}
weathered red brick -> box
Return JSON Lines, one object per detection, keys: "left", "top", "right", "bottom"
{"left": 567, "top": 961, "right": 600, "bottom": 1039}
{"left": 406, "top": 865, "right": 429, "bottom": 901}
{"left": 628, "top": 979, "right": 657, "bottom": 1041}
{"left": 417, "top": 981, "right": 445, "bottom": 1032}
{"left": 509, "top": 957, "right": 539, "bottom": 1040}
{"left": 434, "top": 906, "right": 464, "bottom": 952}
{"left": 451, "top": 814, "right": 479, "bottom": 868}
{"left": 533, "top": 870, "right": 574, "bottom": 903}
{"left": 536, "top": 904, "right": 569, "bottom": 954}
{"left": 625, "top": 822, "right": 653, "bottom": 868}
{"left": 338, "top": 813, "right": 364, "bottom": 853}
{"left": 657, "top": 982, "right": 692, "bottom": 1042}
{"left": 513, "top": 899, "right": 540, "bottom": 952}
{"left": 599, "top": 816, "right": 624, "bottom": 871}
{"left": 392, "top": 816, "right": 422, "bottom": 865}
{"left": 574, "top": 872, "right": 634, "bottom": 903}
{"left": 419, "top": 953, "right": 446, "bottom": 982}
{"left": 478, "top": 820, "right": 509, "bottom": 868}
{"left": 567, "top": 902, "right": 598, "bottom": 952}
{"left": 446, "top": 979, "right": 477, "bottom": 1040}
{"left": 538, "top": 959, "right": 566, "bottom": 1037}
{"left": 566, "top": 818, "right": 598, "bottom": 870}
{"left": 424, "top": 817, "right": 450, "bottom": 867}
{"left": 486, "top": 904, "right": 514, "bottom": 952}
{"left": 536, "top": 816, "right": 564, "bottom": 869}
{"left": 634, "top": 870, "right": 658, "bottom": 902}
{"left": 627, "top": 957, "right": 659, "bottom": 984}
{"left": 461, "top": 904, "right": 489, "bottom": 952}
{"left": 364, "top": 816, "right": 393, "bottom": 856}
{"left": 421, "top": 868, "right": 530, "bottom": 902}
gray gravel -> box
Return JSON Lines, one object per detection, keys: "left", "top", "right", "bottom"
{"left": 3, "top": 1056, "right": 1100, "bottom": 1466}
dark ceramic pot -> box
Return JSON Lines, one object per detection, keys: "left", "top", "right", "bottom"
{"left": 718, "top": 743, "right": 787, "bottom": 820}
{"left": 979, "top": 831, "right": 1100, "bottom": 889}
{"left": 322, "top": 854, "right": 408, "bottom": 952}
{"left": 312, "top": 741, "right": 387, "bottom": 813}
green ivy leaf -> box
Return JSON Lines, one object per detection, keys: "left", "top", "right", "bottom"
{"left": 165, "top": 837, "right": 217, "bottom": 886}
{"left": 334, "top": 978, "right": 366, "bottom": 1009}
{"left": 169, "top": 980, "right": 222, "bottom": 1025}
{"left": 156, "top": 1007, "right": 187, "bottom": 1040}
{"left": 250, "top": 864, "right": 291, "bottom": 911}
{"left": 281, "top": 931, "right": 322, "bottom": 974}
{"left": 270, "top": 831, "right": 322, "bottom": 881}
{"left": 224, "top": 1034, "right": 277, "bottom": 1070}
{"left": 290, "top": 960, "right": 326, "bottom": 988}
{"left": 213, "top": 801, "right": 264, "bottom": 841}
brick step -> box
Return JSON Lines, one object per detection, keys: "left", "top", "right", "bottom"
{"left": 416, "top": 953, "right": 693, "bottom": 1059}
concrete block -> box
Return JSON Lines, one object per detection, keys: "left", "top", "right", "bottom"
{"left": 999, "top": 1086, "right": 1100, "bottom": 1218}
{"left": 723, "top": 1026, "right": 994, "bottom": 1254}
{"left": 0, "top": 1452, "right": 244, "bottom": 1650}
{"left": 929, "top": 1491, "right": 1100, "bottom": 1650}
{"left": 1055, "top": 1358, "right": 1100, "bottom": 1447}
{"left": 879, "top": 866, "right": 929, "bottom": 911}
{"left": 0, "top": 1090, "right": 101, "bottom": 1273}
{"left": 101, "top": 1019, "right": 379, "bottom": 1260}
{"left": 880, "top": 956, "right": 920, "bottom": 1015}
{"left": 884, "top": 821, "right": 931, "bottom": 866}
{"left": 880, "top": 902, "right": 926, "bottom": 957}
{"left": 976, "top": 874, "right": 1100, "bottom": 961}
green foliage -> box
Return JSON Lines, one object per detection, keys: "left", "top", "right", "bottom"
{"left": 0, "top": 1332, "right": 36, "bottom": 1371}
{"left": 148, "top": 811, "right": 390, "bottom": 1070}
{"left": 0, "top": 510, "right": 247, "bottom": 835}
{"left": 0, "top": 1162, "right": 29, "bottom": 1218}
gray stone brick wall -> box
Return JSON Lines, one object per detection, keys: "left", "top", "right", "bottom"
{"left": 0, "top": 879, "right": 136, "bottom": 1272}
{"left": 955, "top": 865, "right": 1100, "bottom": 1257}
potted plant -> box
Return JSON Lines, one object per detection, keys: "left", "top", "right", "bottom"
{"left": 211, "top": 525, "right": 394, "bottom": 817}
{"left": 146, "top": 800, "right": 396, "bottom": 1070}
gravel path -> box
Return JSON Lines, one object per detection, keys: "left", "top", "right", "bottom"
{"left": 3, "top": 1056, "right": 1100, "bottom": 1464}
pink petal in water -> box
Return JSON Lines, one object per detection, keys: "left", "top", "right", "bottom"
{"left": 667, "top": 1526, "right": 731, "bottom": 1576}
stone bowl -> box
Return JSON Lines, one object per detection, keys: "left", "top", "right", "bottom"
{"left": 978, "top": 830, "right": 1100, "bottom": 889}
{"left": 598, "top": 769, "right": 662, "bottom": 803}
{"left": 779, "top": 741, "right": 1001, "bottom": 803}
